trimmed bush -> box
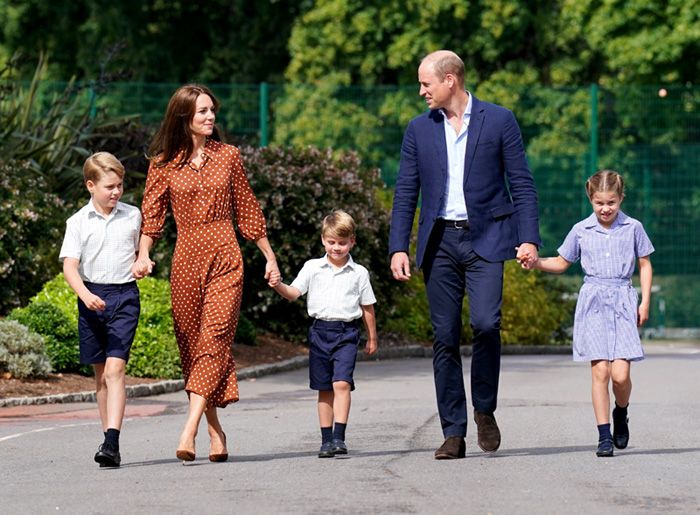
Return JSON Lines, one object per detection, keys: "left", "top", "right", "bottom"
{"left": 0, "top": 159, "right": 66, "bottom": 315}
{"left": 235, "top": 314, "right": 257, "bottom": 346}
{"left": 11, "top": 274, "right": 181, "bottom": 378}
{"left": 9, "top": 273, "right": 256, "bottom": 378}
{"left": 384, "top": 261, "right": 575, "bottom": 345}
{"left": 126, "top": 276, "right": 181, "bottom": 379}
{"left": 0, "top": 319, "right": 51, "bottom": 379}
{"left": 9, "top": 301, "right": 81, "bottom": 373}
{"left": 501, "top": 261, "right": 575, "bottom": 344}
{"left": 239, "top": 145, "right": 398, "bottom": 342}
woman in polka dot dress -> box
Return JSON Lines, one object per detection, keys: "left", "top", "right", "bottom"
{"left": 132, "top": 84, "right": 280, "bottom": 463}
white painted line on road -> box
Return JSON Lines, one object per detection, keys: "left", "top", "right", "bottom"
{"left": 0, "top": 421, "right": 101, "bottom": 443}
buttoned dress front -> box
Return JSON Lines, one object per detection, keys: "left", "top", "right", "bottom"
{"left": 558, "top": 211, "right": 654, "bottom": 362}
{"left": 140, "top": 140, "right": 267, "bottom": 407}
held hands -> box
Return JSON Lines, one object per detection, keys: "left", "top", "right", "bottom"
{"left": 515, "top": 243, "right": 539, "bottom": 270}
{"left": 81, "top": 292, "right": 106, "bottom": 312}
{"left": 132, "top": 257, "right": 155, "bottom": 279}
{"left": 390, "top": 252, "right": 411, "bottom": 281}
{"left": 265, "top": 259, "right": 281, "bottom": 287}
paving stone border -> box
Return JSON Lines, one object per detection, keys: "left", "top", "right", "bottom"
{"left": 0, "top": 344, "right": 571, "bottom": 408}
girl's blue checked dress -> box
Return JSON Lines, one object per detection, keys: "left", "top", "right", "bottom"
{"left": 558, "top": 211, "right": 654, "bottom": 362}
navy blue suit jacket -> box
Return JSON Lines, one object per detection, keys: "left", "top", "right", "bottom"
{"left": 389, "top": 95, "right": 541, "bottom": 268}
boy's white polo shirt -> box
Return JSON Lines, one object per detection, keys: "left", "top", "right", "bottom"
{"left": 290, "top": 254, "right": 376, "bottom": 322}
{"left": 59, "top": 199, "right": 141, "bottom": 284}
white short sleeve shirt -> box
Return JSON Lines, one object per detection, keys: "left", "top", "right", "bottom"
{"left": 290, "top": 254, "right": 376, "bottom": 322}
{"left": 59, "top": 199, "right": 141, "bottom": 284}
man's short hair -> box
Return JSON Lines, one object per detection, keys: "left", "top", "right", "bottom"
{"left": 423, "top": 50, "right": 465, "bottom": 85}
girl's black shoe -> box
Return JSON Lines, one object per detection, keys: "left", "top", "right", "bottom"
{"left": 612, "top": 406, "right": 629, "bottom": 449}
{"left": 596, "top": 437, "right": 614, "bottom": 457}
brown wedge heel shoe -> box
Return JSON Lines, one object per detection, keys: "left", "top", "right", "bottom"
{"left": 209, "top": 432, "right": 228, "bottom": 462}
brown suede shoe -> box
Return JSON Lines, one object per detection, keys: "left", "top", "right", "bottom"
{"left": 434, "top": 436, "right": 466, "bottom": 459}
{"left": 474, "top": 411, "right": 501, "bottom": 452}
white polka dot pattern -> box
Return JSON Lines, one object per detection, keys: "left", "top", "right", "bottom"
{"left": 141, "top": 140, "right": 267, "bottom": 407}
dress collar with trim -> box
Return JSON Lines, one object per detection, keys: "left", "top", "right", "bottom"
{"left": 583, "top": 210, "right": 630, "bottom": 231}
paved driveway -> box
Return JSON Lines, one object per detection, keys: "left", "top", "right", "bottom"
{"left": 1, "top": 343, "right": 698, "bottom": 514}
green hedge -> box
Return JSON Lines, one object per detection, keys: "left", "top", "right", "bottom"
{"left": 124, "top": 276, "right": 181, "bottom": 379}
{"left": 240, "top": 145, "right": 398, "bottom": 342}
{"left": 0, "top": 159, "right": 66, "bottom": 315}
{"left": 383, "top": 261, "right": 575, "bottom": 345}
{"left": 10, "top": 274, "right": 181, "bottom": 378}
{"left": 9, "top": 301, "right": 82, "bottom": 373}
{"left": 9, "top": 274, "right": 260, "bottom": 378}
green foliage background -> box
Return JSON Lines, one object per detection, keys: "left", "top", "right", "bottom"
{"left": 10, "top": 275, "right": 182, "bottom": 378}
{"left": 2, "top": 0, "right": 695, "bottom": 342}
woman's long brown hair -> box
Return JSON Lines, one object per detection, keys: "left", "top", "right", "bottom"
{"left": 147, "top": 84, "right": 222, "bottom": 167}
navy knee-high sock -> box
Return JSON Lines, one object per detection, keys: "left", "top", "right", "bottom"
{"left": 321, "top": 426, "right": 333, "bottom": 444}
{"left": 333, "top": 422, "right": 347, "bottom": 441}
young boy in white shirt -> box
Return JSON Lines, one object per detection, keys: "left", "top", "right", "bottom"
{"left": 59, "top": 152, "right": 141, "bottom": 468}
{"left": 272, "top": 210, "right": 377, "bottom": 457}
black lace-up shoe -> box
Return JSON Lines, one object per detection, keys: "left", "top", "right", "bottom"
{"left": 94, "top": 443, "right": 121, "bottom": 467}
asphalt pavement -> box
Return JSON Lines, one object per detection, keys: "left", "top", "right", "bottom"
{"left": 1, "top": 342, "right": 698, "bottom": 514}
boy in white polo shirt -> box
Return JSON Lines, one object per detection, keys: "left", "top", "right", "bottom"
{"left": 272, "top": 210, "right": 377, "bottom": 458}
{"left": 60, "top": 152, "right": 141, "bottom": 468}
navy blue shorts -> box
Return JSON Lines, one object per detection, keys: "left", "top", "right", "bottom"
{"left": 308, "top": 319, "right": 360, "bottom": 391}
{"left": 78, "top": 281, "right": 140, "bottom": 365}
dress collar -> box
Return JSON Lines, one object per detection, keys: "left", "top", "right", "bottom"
{"left": 583, "top": 210, "right": 630, "bottom": 230}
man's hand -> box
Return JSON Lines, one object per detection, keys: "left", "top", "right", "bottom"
{"left": 390, "top": 252, "right": 411, "bottom": 281}
{"left": 515, "top": 243, "right": 539, "bottom": 270}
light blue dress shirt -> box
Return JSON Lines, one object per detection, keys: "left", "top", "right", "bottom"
{"left": 439, "top": 92, "right": 472, "bottom": 220}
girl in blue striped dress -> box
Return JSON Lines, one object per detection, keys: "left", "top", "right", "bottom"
{"left": 522, "top": 170, "right": 654, "bottom": 457}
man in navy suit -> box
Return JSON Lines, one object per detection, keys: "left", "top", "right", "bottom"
{"left": 389, "top": 50, "right": 541, "bottom": 459}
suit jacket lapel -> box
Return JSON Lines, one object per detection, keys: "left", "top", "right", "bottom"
{"left": 430, "top": 110, "right": 448, "bottom": 185}
{"left": 464, "top": 96, "right": 484, "bottom": 185}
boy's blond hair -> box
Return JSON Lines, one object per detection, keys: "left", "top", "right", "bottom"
{"left": 83, "top": 152, "right": 125, "bottom": 183}
{"left": 321, "top": 210, "right": 356, "bottom": 239}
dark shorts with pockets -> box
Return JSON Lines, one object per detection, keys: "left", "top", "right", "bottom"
{"left": 308, "top": 319, "right": 360, "bottom": 391}
{"left": 78, "top": 281, "right": 140, "bottom": 365}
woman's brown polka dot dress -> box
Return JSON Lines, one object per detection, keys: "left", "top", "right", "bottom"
{"left": 140, "top": 140, "right": 266, "bottom": 408}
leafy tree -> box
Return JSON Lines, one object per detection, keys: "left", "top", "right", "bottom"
{"left": 0, "top": 0, "right": 311, "bottom": 83}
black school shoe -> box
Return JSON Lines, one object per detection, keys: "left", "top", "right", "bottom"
{"left": 331, "top": 439, "right": 348, "bottom": 455}
{"left": 318, "top": 441, "right": 335, "bottom": 458}
{"left": 94, "top": 442, "right": 121, "bottom": 467}
{"left": 612, "top": 406, "right": 630, "bottom": 449}
{"left": 596, "top": 437, "right": 614, "bottom": 457}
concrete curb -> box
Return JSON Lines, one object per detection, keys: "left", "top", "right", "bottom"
{"left": 0, "top": 344, "right": 572, "bottom": 408}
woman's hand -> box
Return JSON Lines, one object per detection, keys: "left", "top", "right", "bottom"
{"left": 132, "top": 257, "right": 155, "bottom": 279}
{"left": 265, "top": 259, "right": 281, "bottom": 287}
